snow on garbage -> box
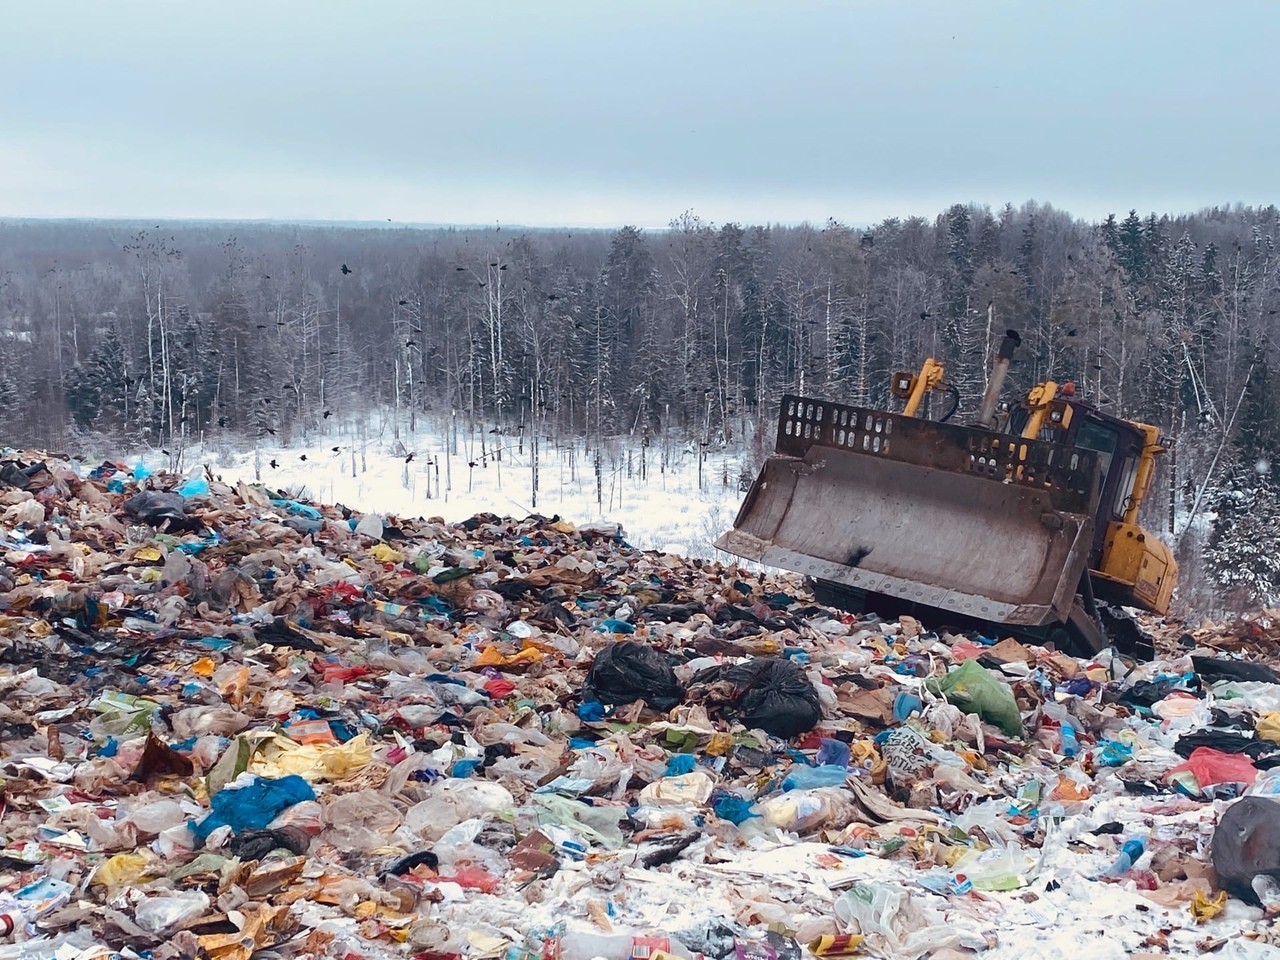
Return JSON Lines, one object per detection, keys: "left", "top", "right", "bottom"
{"left": 5, "top": 450, "right": 1280, "bottom": 958}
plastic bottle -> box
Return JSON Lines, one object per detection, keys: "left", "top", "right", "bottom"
{"left": 1101, "top": 838, "right": 1145, "bottom": 876}
{"left": 1060, "top": 722, "right": 1079, "bottom": 758}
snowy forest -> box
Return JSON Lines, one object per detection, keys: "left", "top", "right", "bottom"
{"left": 1, "top": 202, "right": 1279, "bottom": 610}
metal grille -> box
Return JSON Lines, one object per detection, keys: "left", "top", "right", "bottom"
{"left": 774, "top": 394, "right": 1098, "bottom": 508}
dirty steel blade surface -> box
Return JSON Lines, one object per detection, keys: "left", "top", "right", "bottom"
{"left": 716, "top": 395, "right": 1101, "bottom": 626}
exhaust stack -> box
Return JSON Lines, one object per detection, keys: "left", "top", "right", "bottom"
{"left": 977, "top": 329, "right": 1021, "bottom": 428}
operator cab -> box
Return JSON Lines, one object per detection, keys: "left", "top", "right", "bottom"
{"left": 1009, "top": 393, "right": 1173, "bottom": 613}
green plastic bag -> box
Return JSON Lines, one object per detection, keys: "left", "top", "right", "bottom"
{"left": 926, "top": 659, "right": 1023, "bottom": 737}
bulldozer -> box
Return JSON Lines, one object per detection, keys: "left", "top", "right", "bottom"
{"left": 716, "top": 330, "right": 1176, "bottom": 657}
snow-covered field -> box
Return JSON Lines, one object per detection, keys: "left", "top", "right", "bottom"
{"left": 178, "top": 417, "right": 755, "bottom": 560}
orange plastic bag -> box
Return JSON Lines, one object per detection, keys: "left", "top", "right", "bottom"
{"left": 438, "top": 866, "right": 499, "bottom": 892}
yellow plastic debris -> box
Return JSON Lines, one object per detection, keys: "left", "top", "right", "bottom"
{"left": 705, "top": 733, "right": 735, "bottom": 757}
{"left": 92, "top": 852, "right": 155, "bottom": 890}
{"left": 249, "top": 732, "right": 374, "bottom": 782}
{"left": 807, "top": 934, "right": 865, "bottom": 956}
{"left": 371, "top": 544, "right": 404, "bottom": 563}
{"left": 475, "top": 643, "right": 544, "bottom": 669}
{"left": 1190, "top": 888, "right": 1227, "bottom": 923}
{"left": 1256, "top": 713, "right": 1280, "bottom": 744}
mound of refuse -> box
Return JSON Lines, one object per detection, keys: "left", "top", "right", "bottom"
{"left": 5, "top": 451, "right": 1280, "bottom": 958}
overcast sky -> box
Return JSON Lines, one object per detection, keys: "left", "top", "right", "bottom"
{"left": 4, "top": 1, "right": 1277, "bottom": 228}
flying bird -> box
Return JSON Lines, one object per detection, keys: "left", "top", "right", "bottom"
{"left": 323, "top": 410, "right": 332, "bottom": 419}
{"left": 300, "top": 454, "right": 308, "bottom": 462}
{"left": 405, "top": 452, "right": 415, "bottom": 463}
{"left": 269, "top": 459, "right": 279, "bottom": 469}
{"left": 398, "top": 299, "right": 409, "bottom": 305}
{"left": 341, "top": 264, "right": 352, "bottom": 275}
{"left": 331, "top": 446, "right": 340, "bottom": 453}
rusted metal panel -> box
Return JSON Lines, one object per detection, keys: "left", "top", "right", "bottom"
{"left": 718, "top": 395, "right": 1103, "bottom": 627}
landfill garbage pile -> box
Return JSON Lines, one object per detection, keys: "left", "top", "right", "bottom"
{"left": 7, "top": 453, "right": 1280, "bottom": 960}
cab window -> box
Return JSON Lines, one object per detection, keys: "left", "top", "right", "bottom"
{"left": 1112, "top": 455, "right": 1140, "bottom": 519}
{"left": 1073, "top": 418, "right": 1118, "bottom": 481}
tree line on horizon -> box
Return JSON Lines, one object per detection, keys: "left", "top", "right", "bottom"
{"left": 0, "top": 201, "right": 1278, "bottom": 609}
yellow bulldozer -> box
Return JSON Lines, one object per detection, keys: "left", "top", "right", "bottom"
{"left": 717, "top": 330, "right": 1176, "bottom": 657}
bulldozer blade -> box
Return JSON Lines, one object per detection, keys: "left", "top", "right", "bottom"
{"left": 716, "top": 395, "right": 1101, "bottom": 627}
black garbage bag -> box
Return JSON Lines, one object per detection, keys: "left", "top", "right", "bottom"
{"left": 1192, "top": 656, "right": 1280, "bottom": 685}
{"left": 1175, "top": 730, "right": 1279, "bottom": 760}
{"left": 0, "top": 459, "right": 52, "bottom": 491}
{"left": 1115, "top": 678, "right": 1194, "bottom": 709}
{"left": 689, "top": 657, "right": 822, "bottom": 738}
{"left": 123, "top": 491, "right": 187, "bottom": 524}
{"left": 228, "top": 826, "right": 310, "bottom": 860}
{"left": 584, "top": 641, "right": 684, "bottom": 710}
{"left": 1212, "top": 796, "right": 1280, "bottom": 904}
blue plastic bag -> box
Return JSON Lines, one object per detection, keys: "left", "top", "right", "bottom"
{"left": 783, "top": 764, "right": 848, "bottom": 791}
{"left": 817, "top": 738, "right": 852, "bottom": 768}
{"left": 192, "top": 775, "right": 315, "bottom": 843}
{"left": 178, "top": 477, "right": 210, "bottom": 497}
{"left": 666, "top": 754, "right": 698, "bottom": 776}
{"left": 711, "top": 793, "right": 756, "bottom": 824}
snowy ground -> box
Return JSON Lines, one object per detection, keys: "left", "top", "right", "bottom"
{"left": 173, "top": 417, "right": 754, "bottom": 560}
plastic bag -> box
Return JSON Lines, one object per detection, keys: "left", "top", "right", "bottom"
{"left": 248, "top": 732, "right": 373, "bottom": 782}
{"left": 170, "top": 706, "right": 250, "bottom": 739}
{"left": 90, "top": 852, "right": 156, "bottom": 890}
{"left": 123, "top": 491, "right": 188, "bottom": 524}
{"left": 1256, "top": 713, "right": 1280, "bottom": 744}
{"left": 783, "top": 765, "right": 848, "bottom": 791}
{"left": 324, "top": 791, "right": 404, "bottom": 852}
{"left": 833, "top": 883, "right": 968, "bottom": 959}
{"left": 951, "top": 846, "right": 1036, "bottom": 891}
{"left": 1212, "top": 797, "right": 1280, "bottom": 904}
{"left": 134, "top": 891, "right": 211, "bottom": 934}
{"left": 177, "top": 476, "right": 210, "bottom": 498}
{"left": 639, "top": 771, "right": 715, "bottom": 805}
{"left": 403, "top": 780, "right": 515, "bottom": 841}
{"left": 584, "top": 641, "right": 684, "bottom": 710}
{"left": 688, "top": 658, "right": 821, "bottom": 738}
{"left": 2, "top": 499, "right": 44, "bottom": 526}
{"left": 191, "top": 774, "right": 316, "bottom": 843}
{"left": 925, "top": 660, "right": 1023, "bottom": 737}
{"left": 1167, "top": 747, "right": 1258, "bottom": 789}
{"left": 751, "top": 788, "right": 858, "bottom": 834}
{"left": 530, "top": 794, "right": 627, "bottom": 849}
{"left": 120, "top": 797, "right": 188, "bottom": 836}
{"left": 1192, "top": 656, "right": 1280, "bottom": 685}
